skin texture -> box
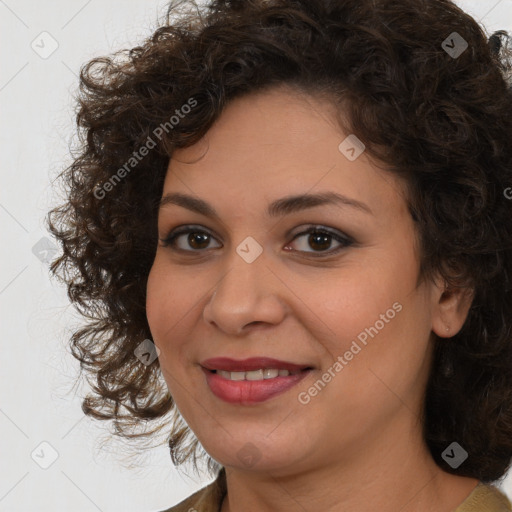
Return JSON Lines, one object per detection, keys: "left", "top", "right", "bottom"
{"left": 146, "top": 85, "right": 478, "bottom": 512}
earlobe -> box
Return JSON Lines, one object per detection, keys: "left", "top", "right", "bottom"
{"left": 431, "top": 279, "right": 475, "bottom": 338}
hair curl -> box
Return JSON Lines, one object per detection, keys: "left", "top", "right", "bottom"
{"left": 47, "top": 0, "right": 512, "bottom": 482}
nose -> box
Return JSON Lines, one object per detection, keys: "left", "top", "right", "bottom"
{"left": 202, "top": 248, "right": 288, "bottom": 335}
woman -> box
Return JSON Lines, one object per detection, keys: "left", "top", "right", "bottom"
{"left": 47, "top": 0, "right": 512, "bottom": 510}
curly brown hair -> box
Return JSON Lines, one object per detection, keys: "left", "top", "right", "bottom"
{"left": 47, "top": 0, "right": 512, "bottom": 483}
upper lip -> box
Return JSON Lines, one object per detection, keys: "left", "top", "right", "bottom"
{"left": 201, "top": 357, "right": 313, "bottom": 372}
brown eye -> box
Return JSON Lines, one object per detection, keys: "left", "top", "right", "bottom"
{"left": 184, "top": 232, "right": 211, "bottom": 250}
{"left": 160, "top": 224, "right": 353, "bottom": 257}
{"left": 160, "top": 227, "right": 221, "bottom": 251}
{"left": 287, "top": 227, "right": 352, "bottom": 256}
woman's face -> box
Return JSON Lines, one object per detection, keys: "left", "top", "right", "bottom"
{"left": 146, "top": 86, "right": 455, "bottom": 474}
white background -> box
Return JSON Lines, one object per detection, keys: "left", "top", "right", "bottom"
{"left": 1, "top": 1, "right": 512, "bottom": 510}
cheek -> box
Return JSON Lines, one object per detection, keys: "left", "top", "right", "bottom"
{"left": 146, "top": 264, "right": 187, "bottom": 393}
{"left": 146, "top": 256, "right": 186, "bottom": 321}
{"left": 313, "top": 245, "right": 428, "bottom": 368}
{"left": 315, "top": 269, "right": 401, "bottom": 340}
{"left": 145, "top": 259, "right": 202, "bottom": 365}
{"left": 145, "top": 261, "right": 182, "bottom": 350}
{"left": 145, "top": 265, "right": 164, "bottom": 334}
{"left": 301, "top": 280, "right": 430, "bottom": 432}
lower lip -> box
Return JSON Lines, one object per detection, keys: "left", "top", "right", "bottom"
{"left": 202, "top": 367, "right": 312, "bottom": 404}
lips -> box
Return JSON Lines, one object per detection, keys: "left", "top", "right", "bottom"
{"left": 200, "top": 357, "right": 314, "bottom": 404}
{"left": 200, "top": 357, "right": 313, "bottom": 373}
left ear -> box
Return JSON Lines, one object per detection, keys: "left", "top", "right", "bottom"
{"left": 431, "top": 275, "right": 475, "bottom": 338}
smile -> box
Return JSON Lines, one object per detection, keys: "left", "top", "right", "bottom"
{"left": 202, "top": 368, "right": 312, "bottom": 404}
{"left": 200, "top": 357, "right": 314, "bottom": 404}
{"left": 215, "top": 368, "right": 301, "bottom": 380}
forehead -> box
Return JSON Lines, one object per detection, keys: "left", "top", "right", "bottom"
{"left": 162, "top": 86, "right": 408, "bottom": 222}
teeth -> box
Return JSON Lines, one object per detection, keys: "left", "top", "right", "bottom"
{"left": 216, "top": 368, "right": 296, "bottom": 381}
{"left": 263, "top": 368, "right": 279, "bottom": 379}
{"left": 246, "top": 369, "right": 264, "bottom": 380}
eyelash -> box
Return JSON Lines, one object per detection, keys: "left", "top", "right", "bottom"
{"left": 159, "top": 225, "right": 354, "bottom": 257}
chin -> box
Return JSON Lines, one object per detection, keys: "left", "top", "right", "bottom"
{"left": 204, "top": 435, "right": 306, "bottom": 473}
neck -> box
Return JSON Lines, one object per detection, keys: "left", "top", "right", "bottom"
{"left": 220, "top": 417, "right": 479, "bottom": 512}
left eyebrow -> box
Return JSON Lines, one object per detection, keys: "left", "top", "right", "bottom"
{"left": 158, "top": 191, "right": 373, "bottom": 219}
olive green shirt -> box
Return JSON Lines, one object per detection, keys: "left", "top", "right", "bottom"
{"left": 160, "top": 468, "right": 512, "bottom": 512}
